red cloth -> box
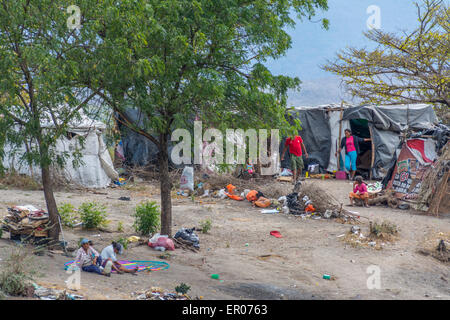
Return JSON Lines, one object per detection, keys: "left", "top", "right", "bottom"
{"left": 346, "top": 136, "right": 356, "bottom": 153}
{"left": 285, "top": 136, "right": 303, "bottom": 157}
{"left": 353, "top": 183, "right": 368, "bottom": 194}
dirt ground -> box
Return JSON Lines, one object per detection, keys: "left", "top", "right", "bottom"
{"left": 0, "top": 179, "right": 449, "bottom": 300}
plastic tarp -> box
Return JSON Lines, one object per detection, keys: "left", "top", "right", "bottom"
{"left": 327, "top": 111, "right": 351, "bottom": 172}
{"left": 2, "top": 115, "right": 117, "bottom": 188}
{"left": 286, "top": 108, "right": 331, "bottom": 171}
{"left": 119, "top": 108, "right": 180, "bottom": 167}
{"left": 342, "top": 104, "right": 438, "bottom": 132}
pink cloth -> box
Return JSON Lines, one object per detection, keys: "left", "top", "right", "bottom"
{"left": 353, "top": 183, "right": 368, "bottom": 194}
{"left": 346, "top": 136, "right": 356, "bottom": 153}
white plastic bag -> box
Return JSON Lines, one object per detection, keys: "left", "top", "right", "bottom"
{"left": 180, "top": 166, "right": 194, "bottom": 191}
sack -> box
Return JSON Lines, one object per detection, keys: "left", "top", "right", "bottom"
{"left": 180, "top": 167, "right": 194, "bottom": 191}
{"left": 148, "top": 233, "right": 175, "bottom": 251}
{"left": 226, "top": 184, "right": 237, "bottom": 194}
{"left": 254, "top": 197, "right": 271, "bottom": 208}
{"left": 174, "top": 228, "right": 200, "bottom": 248}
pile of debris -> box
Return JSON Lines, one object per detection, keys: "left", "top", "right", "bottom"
{"left": 1, "top": 205, "right": 50, "bottom": 241}
{"left": 33, "top": 284, "right": 84, "bottom": 300}
{"left": 132, "top": 287, "right": 191, "bottom": 300}
{"left": 416, "top": 142, "right": 450, "bottom": 215}
{"left": 279, "top": 181, "right": 361, "bottom": 223}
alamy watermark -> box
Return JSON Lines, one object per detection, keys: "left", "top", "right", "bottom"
{"left": 366, "top": 265, "right": 381, "bottom": 289}
{"left": 67, "top": 5, "right": 82, "bottom": 30}
{"left": 367, "top": 5, "right": 381, "bottom": 30}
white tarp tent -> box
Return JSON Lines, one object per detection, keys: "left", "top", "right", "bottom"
{"left": 2, "top": 113, "right": 118, "bottom": 188}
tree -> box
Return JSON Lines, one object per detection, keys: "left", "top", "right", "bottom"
{"left": 0, "top": 0, "right": 99, "bottom": 242}
{"left": 323, "top": 0, "right": 449, "bottom": 118}
{"left": 91, "top": 0, "right": 329, "bottom": 236}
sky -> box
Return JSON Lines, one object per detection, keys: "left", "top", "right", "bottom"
{"left": 266, "top": 0, "right": 420, "bottom": 106}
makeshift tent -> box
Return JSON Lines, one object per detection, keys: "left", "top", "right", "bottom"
{"left": 286, "top": 103, "right": 439, "bottom": 179}
{"left": 2, "top": 113, "right": 118, "bottom": 188}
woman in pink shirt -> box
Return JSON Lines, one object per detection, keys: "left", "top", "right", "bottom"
{"left": 349, "top": 176, "right": 370, "bottom": 207}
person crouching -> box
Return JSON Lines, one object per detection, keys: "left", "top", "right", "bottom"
{"left": 349, "top": 176, "right": 370, "bottom": 208}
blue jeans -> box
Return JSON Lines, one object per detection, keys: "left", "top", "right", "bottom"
{"left": 345, "top": 151, "right": 358, "bottom": 171}
{"left": 82, "top": 259, "right": 103, "bottom": 275}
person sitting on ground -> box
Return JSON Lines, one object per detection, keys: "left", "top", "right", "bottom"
{"left": 74, "top": 239, "right": 112, "bottom": 277}
{"left": 349, "top": 176, "right": 370, "bottom": 208}
{"left": 99, "top": 241, "right": 138, "bottom": 274}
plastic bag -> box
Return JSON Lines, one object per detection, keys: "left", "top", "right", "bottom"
{"left": 174, "top": 228, "right": 200, "bottom": 248}
{"left": 254, "top": 197, "right": 271, "bottom": 208}
{"left": 148, "top": 233, "right": 175, "bottom": 251}
{"left": 180, "top": 167, "right": 194, "bottom": 191}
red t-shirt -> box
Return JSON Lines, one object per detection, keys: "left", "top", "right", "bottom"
{"left": 285, "top": 136, "right": 303, "bottom": 157}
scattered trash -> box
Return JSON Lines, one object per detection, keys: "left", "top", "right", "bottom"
{"left": 2, "top": 205, "right": 50, "bottom": 241}
{"left": 322, "top": 210, "right": 333, "bottom": 219}
{"left": 261, "top": 209, "right": 279, "bottom": 214}
{"left": 180, "top": 166, "right": 194, "bottom": 191}
{"left": 211, "top": 274, "right": 220, "bottom": 280}
{"left": 33, "top": 283, "right": 84, "bottom": 300}
{"left": 280, "top": 168, "right": 293, "bottom": 176}
{"left": 245, "top": 243, "right": 249, "bottom": 247}
{"left": 398, "top": 203, "right": 410, "bottom": 210}
{"left": 270, "top": 231, "right": 282, "bottom": 238}
{"left": 368, "top": 241, "right": 377, "bottom": 247}
{"left": 173, "top": 227, "right": 200, "bottom": 249}
{"left": 351, "top": 226, "right": 361, "bottom": 234}
{"left": 127, "top": 236, "right": 141, "bottom": 242}
{"left": 322, "top": 274, "right": 336, "bottom": 280}
{"left": 148, "top": 234, "right": 175, "bottom": 251}
{"left": 133, "top": 287, "right": 190, "bottom": 300}
{"left": 118, "top": 196, "right": 131, "bottom": 201}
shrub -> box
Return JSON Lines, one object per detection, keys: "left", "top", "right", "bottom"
{"left": 79, "top": 202, "right": 108, "bottom": 230}
{"left": 0, "top": 247, "right": 35, "bottom": 296}
{"left": 133, "top": 201, "right": 160, "bottom": 236}
{"left": 117, "top": 237, "right": 129, "bottom": 250}
{"left": 199, "top": 218, "right": 212, "bottom": 234}
{"left": 58, "top": 203, "right": 77, "bottom": 228}
{"left": 370, "top": 220, "right": 399, "bottom": 237}
{"left": 175, "top": 283, "right": 191, "bottom": 295}
{"left": 117, "top": 221, "right": 124, "bottom": 233}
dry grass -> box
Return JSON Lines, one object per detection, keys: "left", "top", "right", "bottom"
{"left": 417, "top": 231, "right": 450, "bottom": 264}
{"left": 0, "top": 172, "right": 41, "bottom": 191}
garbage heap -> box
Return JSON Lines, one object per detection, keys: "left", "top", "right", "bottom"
{"left": 132, "top": 287, "right": 191, "bottom": 300}
{"left": 1, "top": 205, "right": 50, "bottom": 241}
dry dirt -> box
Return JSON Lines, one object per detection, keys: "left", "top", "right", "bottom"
{"left": 0, "top": 179, "right": 449, "bottom": 300}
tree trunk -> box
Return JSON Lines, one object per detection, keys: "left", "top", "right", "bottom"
{"left": 41, "top": 166, "right": 60, "bottom": 244}
{"left": 158, "top": 132, "right": 173, "bottom": 236}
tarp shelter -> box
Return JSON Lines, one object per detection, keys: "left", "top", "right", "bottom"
{"left": 286, "top": 103, "right": 439, "bottom": 179}
{"left": 2, "top": 114, "right": 118, "bottom": 188}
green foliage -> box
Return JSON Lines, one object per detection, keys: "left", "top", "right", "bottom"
{"left": 58, "top": 203, "right": 78, "bottom": 228}
{"left": 117, "top": 221, "right": 125, "bottom": 233}
{"left": 116, "top": 237, "right": 129, "bottom": 250}
{"left": 175, "top": 283, "right": 191, "bottom": 295}
{"left": 133, "top": 201, "right": 161, "bottom": 236}
{"left": 199, "top": 218, "right": 212, "bottom": 234}
{"left": 0, "top": 247, "right": 35, "bottom": 297}
{"left": 79, "top": 202, "right": 108, "bottom": 230}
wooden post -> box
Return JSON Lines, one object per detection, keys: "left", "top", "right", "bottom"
{"left": 337, "top": 102, "right": 344, "bottom": 171}
{"left": 368, "top": 126, "right": 375, "bottom": 181}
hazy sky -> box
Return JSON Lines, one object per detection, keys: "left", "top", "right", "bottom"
{"left": 266, "top": 0, "right": 420, "bottom": 105}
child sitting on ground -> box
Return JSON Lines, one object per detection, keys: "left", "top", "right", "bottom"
{"left": 349, "top": 176, "right": 370, "bottom": 208}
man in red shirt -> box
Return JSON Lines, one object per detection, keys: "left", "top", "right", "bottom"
{"left": 281, "top": 135, "right": 309, "bottom": 183}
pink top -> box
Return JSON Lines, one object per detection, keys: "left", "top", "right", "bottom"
{"left": 346, "top": 136, "right": 356, "bottom": 153}
{"left": 354, "top": 183, "right": 368, "bottom": 194}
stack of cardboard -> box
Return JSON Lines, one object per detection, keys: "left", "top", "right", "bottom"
{"left": 1, "top": 205, "right": 50, "bottom": 238}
